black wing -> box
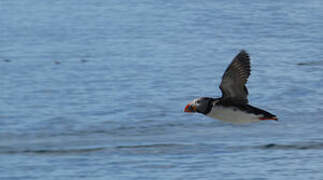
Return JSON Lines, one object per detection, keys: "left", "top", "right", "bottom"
{"left": 219, "top": 50, "right": 251, "bottom": 104}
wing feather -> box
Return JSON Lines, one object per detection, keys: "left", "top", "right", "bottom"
{"left": 219, "top": 50, "right": 251, "bottom": 103}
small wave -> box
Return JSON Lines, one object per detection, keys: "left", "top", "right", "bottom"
{"left": 260, "top": 142, "right": 323, "bottom": 150}
{"left": 297, "top": 61, "right": 323, "bottom": 66}
{"left": 3, "top": 59, "right": 11, "bottom": 62}
{"left": 116, "top": 143, "right": 183, "bottom": 149}
{"left": 0, "top": 147, "right": 105, "bottom": 155}
{"left": 0, "top": 143, "right": 190, "bottom": 155}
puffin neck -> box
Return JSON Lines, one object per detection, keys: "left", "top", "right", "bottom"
{"left": 203, "top": 99, "right": 215, "bottom": 115}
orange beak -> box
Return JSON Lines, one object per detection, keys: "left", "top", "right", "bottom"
{"left": 184, "top": 103, "right": 196, "bottom": 112}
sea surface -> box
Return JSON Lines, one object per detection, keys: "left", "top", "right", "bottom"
{"left": 1, "top": 0, "right": 323, "bottom": 179}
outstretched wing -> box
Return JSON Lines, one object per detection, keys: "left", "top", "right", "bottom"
{"left": 219, "top": 50, "right": 251, "bottom": 104}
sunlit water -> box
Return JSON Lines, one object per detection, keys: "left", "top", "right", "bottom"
{"left": 1, "top": 0, "right": 323, "bottom": 179}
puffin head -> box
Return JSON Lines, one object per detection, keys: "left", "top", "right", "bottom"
{"left": 184, "top": 97, "right": 214, "bottom": 114}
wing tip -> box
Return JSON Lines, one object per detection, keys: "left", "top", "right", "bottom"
{"left": 240, "top": 49, "right": 247, "bottom": 53}
{"left": 238, "top": 49, "right": 250, "bottom": 59}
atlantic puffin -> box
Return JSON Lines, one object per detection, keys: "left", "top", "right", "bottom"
{"left": 184, "top": 50, "right": 278, "bottom": 123}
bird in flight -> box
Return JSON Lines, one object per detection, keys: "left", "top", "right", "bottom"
{"left": 184, "top": 50, "right": 278, "bottom": 123}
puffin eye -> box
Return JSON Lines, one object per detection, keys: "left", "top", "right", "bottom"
{"left": 196, "top": 100, "right": 200, "bottom": 104}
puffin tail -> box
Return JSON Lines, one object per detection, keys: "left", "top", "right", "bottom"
{"left": 259, "top": 115, "right": 278, "bottom": 121}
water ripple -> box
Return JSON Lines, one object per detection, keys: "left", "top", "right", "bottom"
{"left": 0, "top": 147, "right": 106, "bottom": 155}
{"left": 297, "top": 60, "right": 323, "bottom": 66}
{"left": 260, "top": 142, "right": 323, "bottom": 150}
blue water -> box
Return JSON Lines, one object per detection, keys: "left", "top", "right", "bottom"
{"left": 1, "top": 0, "right": 323, "bottom": 179}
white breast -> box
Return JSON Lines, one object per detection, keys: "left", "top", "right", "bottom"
{"left": 207, "top": 105, "right": 262, "bottom": 124}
